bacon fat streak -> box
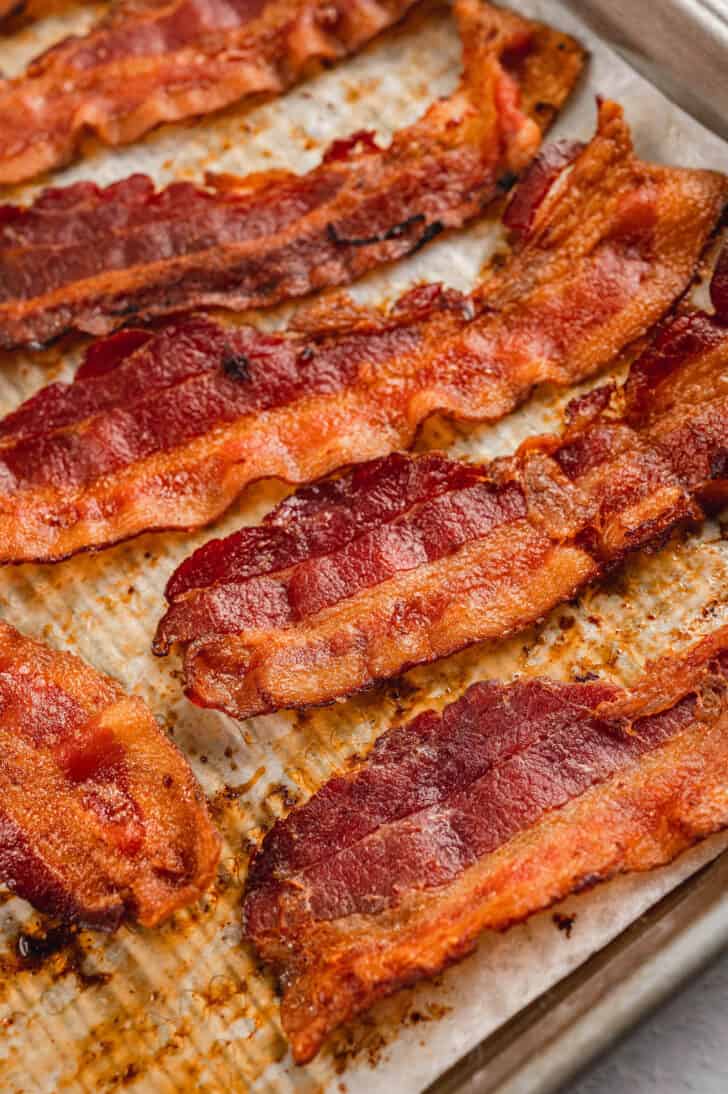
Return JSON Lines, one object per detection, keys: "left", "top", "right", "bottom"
{"left": 0, "top": 102, "right": 724, "bottom": 564}
{"left": 244, "top": 628, "right": 728, "bottom": 1062}
{"left": 0, "top": 0, "right": 585, "bottom": 348}
{"left": 0, "top": 620, "right": 220, "bottom": 927}
{"left": 158, "top": 243, "right": 728, "bottom": 716}
{"left": 0, "top": 0, "right": 420, "bottom": 186}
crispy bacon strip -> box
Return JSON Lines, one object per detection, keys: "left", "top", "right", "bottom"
{"left": 0, "top": 0, "right": 110, "bottom": 25}
{"left": 0, "top": 620, "right": 220, "bottom": 928}
{"left": 0, "top": 0, "right": 422, "bottom": 186}
{"left": 0, "top": 102, "right": 724, "bottom": 564}
{"left": 0, "top": 2, "right": 585, "bottom": 349}
{"left": 243, "top": 628, "right": 728, "bottom": 1062}
{"left": 712, "top": 241, "right": 728, "bottom": 320}
{"left": 158, "top": 252, "right": 728, "bottom": 716}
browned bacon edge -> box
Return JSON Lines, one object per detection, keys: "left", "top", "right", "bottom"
{"left": 0, "top": 0, "right": 422, "bottom": 186}
{"left": 157, "top": 242, "right": 728, "bottom": 718}
{"left": 0, "top": 1, "right": 586, "bottom": 349}
{"left": 0, "top": 619, "right": 220, "bottom": 928}
{"left": 0, "top": 0, "right": 21, "bottom": 22}
{"left": 243, "top": 626, "right": 728, "bottom": 1063}
{"left": 0, "top": 0, "right": 110, "bottom": 25}
{"left": 0, "top": 103, "right": 724, "bottom": 567}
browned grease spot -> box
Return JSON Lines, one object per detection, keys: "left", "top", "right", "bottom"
{"left": 210, "top": 764, "right": 266, "bottom": 813}
{"left": 328, "top": 993, "right": 452, "bottom": 1074}
{"left": 552, "top": 912, "right": 576, "bottom": 938}
{"left": 264, "top": 780, "right": 301, "bottom": 812}
{"left": 2, "top": 922, "right": 110, "bottom": 990}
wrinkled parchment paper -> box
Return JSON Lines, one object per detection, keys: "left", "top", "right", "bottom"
{"left": 1, "top": 3, "right": 727, "bottom": 1091}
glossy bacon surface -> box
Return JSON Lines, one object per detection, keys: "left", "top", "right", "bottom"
{"left": 0, "top": 620, "right": 220, "bottom": 928}
{"left": 0, "top": 0, "right": 420, "bottom": 186}
{"left": 0, "top": 102, "right": 725, "bottom": 564}
{"left": 0, "top": 1, "right": 585, "bottom": 349}
{"left": 159, "top": 252, "right": 728, "bottom": 717}
{"left": 244, "top": 629, "right": 728, "bottom": 1062}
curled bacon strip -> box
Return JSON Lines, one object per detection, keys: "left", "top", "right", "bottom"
{"left": 0, "top": 0, "right": 421, "bottom": 185}
{"left": 0, "top": 620, "right": 220, "bottom": 927}
{"left": 0, "top": 101, "right": 724, "bottom": 564}
{"left": 244, "top": 628, "right": 728, "bottom": 1062}
{"left": 0, "top": 1, "right": 585, "bottom": 349}
{"left": 158, "top": 252, "right": 728, "bottom": 717}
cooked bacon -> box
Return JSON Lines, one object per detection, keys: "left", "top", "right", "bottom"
{"left": 500, "top": 137, "right": 584, "bottom": 237}
{"left": 0, "top": 620, "right": 220, "bottom": 928}
{"left": 0, "top": 102, "right": 724, "bottom": 564}
{"left": 712, "top": 241, "right": 728, "bottom": 320}
{"left": 243, "top": 628, "right": 728, "bottom": 1063}
{"left": 0, "top": 2, "right": 585, "bottom": 349}
{"left": 0, "top": 0, "right": 87, "bottom": 25}
{"left": 0, "top": 0, "right": 423, "bottom": 186}
{"left": 158, "top": 252, "right": 728, "bottom": 717}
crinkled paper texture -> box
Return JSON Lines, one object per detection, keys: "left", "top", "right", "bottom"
{"left": 0, "top": 3, "right": 727, "bottom": 1091}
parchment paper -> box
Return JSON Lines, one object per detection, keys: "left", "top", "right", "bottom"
{"left": 0, "top": 4, "right": 727, "bottom": 1092}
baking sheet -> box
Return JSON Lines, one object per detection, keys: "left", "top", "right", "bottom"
{"left": 1, "top": 3, "right": 728, "bottom": 1091}
{"left": 572, "top": 0, "right": 728, "bottom": 140}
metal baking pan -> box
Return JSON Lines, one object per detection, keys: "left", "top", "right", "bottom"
{"left": 433, "top": 846, "right": 728, "bottom": 1093}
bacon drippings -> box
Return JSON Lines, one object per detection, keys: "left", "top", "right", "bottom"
{"left": 0, "top": 101, "right": 724, "bottom": 564}
{"left": 0, "top": 0, "right": 422, "bottom": 186}
{"left": 0, "top": 1, "right": 585, "bottom": 349}
{"left": 158, "top": 252, "right": 728, "bottom": 717}
{"left": 243, "top": 629, "right": 728, "bottom": 1063}
{"left": 0, "top": 621, "right": 219, "bottom": 927}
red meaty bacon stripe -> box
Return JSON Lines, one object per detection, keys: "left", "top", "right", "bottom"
{"left": 243, "top": 627, "right": 728, "bottom": 1063}
{"left": 158, "top": 247, "right": 728, "bottom": 717}
{"left": 0, "top": 620, "right": 220, "bottom": 928}
{"left": 0, "top": 102, "right": 725, "bottom": 565}
{"left": 0, "top": 0, "right": 421, "bottom": 186}
{"left": 0, "top": 1, "right": 586, "bottom": 349}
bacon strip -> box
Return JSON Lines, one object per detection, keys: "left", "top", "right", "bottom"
{"left": 243, "top": 628, "right": 728, "bottom": 1063}
{"left": 712, "top": 241, "right": 728, "bottom": 320}
{"left": 0, "top": 0, "right": 424, "bottom": 186}
{"left": 0, "top": 102, "right": 724, "bottom": 564}
{"left": 0, "top": 2, "right": 585, "bottom": 349}
{"left": 158, "top": 252, "right": 728, "bottom": 716}
{"left": 0, "top": 620, "right": 220, "bottom": 928}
